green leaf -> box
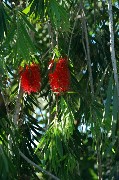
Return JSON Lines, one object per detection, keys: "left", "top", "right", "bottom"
{"left": 0, "top": 4, "right": 5, "bottom": 41}
{"left": 20, "top": 20, "right": 36, "bottom": 52}
{"left": 22, "top": 3, "right": 32, "bottom": 14}
{"left": 56, "top": 135, "right": 63, "bottom": 157}
{"left": 95, "top": 67, "right": 108, "bottom": 96}
{"left": 0, "top": 3, "right": 10, "bottom": 42}
{"left": 104, "top": 75, "right": 113, "bottom": 119}
{"left": 20, "top": 12, "right": 38, "bottom": 34}
{"left": 17, "top": 20, "right": 30, "bottom": 60}
{"left": 16, "top": 17, "right": 37, "bottom": 61}
{"left": 48, "top": 0, "right": 70, "bottom": 31}
{"left": 0, "top": 60, "right": 4, "bottom": 74}
{"left": 28, "top": 0, "right": 44, "bottom": 17}
{"left": 3, "top": 24, "right": 16, "bottom": 46}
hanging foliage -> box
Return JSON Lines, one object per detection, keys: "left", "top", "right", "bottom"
{"left": 0, "top": 0, "right": 119, "bottom": 179}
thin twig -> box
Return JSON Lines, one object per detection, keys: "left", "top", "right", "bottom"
{"left": 81, "top": 8, "right": 94, "bottom": 97}
{"left": 68, "top": 6, "right": 81, "bottom": 57}
{"left": 55, "top": 29, "right": 58, "bottom": 48}
{"left": 40, "top": 47, "right": 52, "bottom": 61}
{"left": 48, "top": 21, "right": 54, "bottom": 49}
{"left": 19, "top": 150, "right": 60, "bottom": 180}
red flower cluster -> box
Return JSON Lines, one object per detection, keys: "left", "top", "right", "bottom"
{"left": 48, "top": 57, "right": 70, "bottom": 95}
{"left": 20, "top": 63, "right": 41, "bottom": 94}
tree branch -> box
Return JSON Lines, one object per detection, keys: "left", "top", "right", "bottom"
{"left": 81, "top": 2, "right": 102, "bottom": 180}
{"left": 19, "top": 150, "right": 60, "bottom": 180}
{"left": 108, "top": 0, "right": 119, "bottom": 103}
{"left": 48, "top": 21, "right": 55, "bottom": 49}
{"left": 13, "top": 83, "right": 23, "bottom": 127}
{"left": 81, "top": 8, "right": 94, "bottom": 97}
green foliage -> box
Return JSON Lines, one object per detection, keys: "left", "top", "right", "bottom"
{"left": 0, "top": 0, "right": 119, "bottom": 179}
{"left": 0, "top": 3, "right": 8, "bottom": 42}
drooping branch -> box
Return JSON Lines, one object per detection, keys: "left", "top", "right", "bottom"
{"left": 108, "top": 0, "right": 119, "bottom": 103}
{"left": 81, "top": 2, "right": 102, "bottom": 180}
{"left": 19, "top": 150, "right": 60, "bottom": 180}
{"left": 13, "top": 85, "right": 59, "bottom": 180}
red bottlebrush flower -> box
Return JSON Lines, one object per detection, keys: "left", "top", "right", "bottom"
{"left": 48, "top": 57, "right": 70, "bottom": 95}
{"left": 20, "top": 63, "right": 41, "bottom": 94}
